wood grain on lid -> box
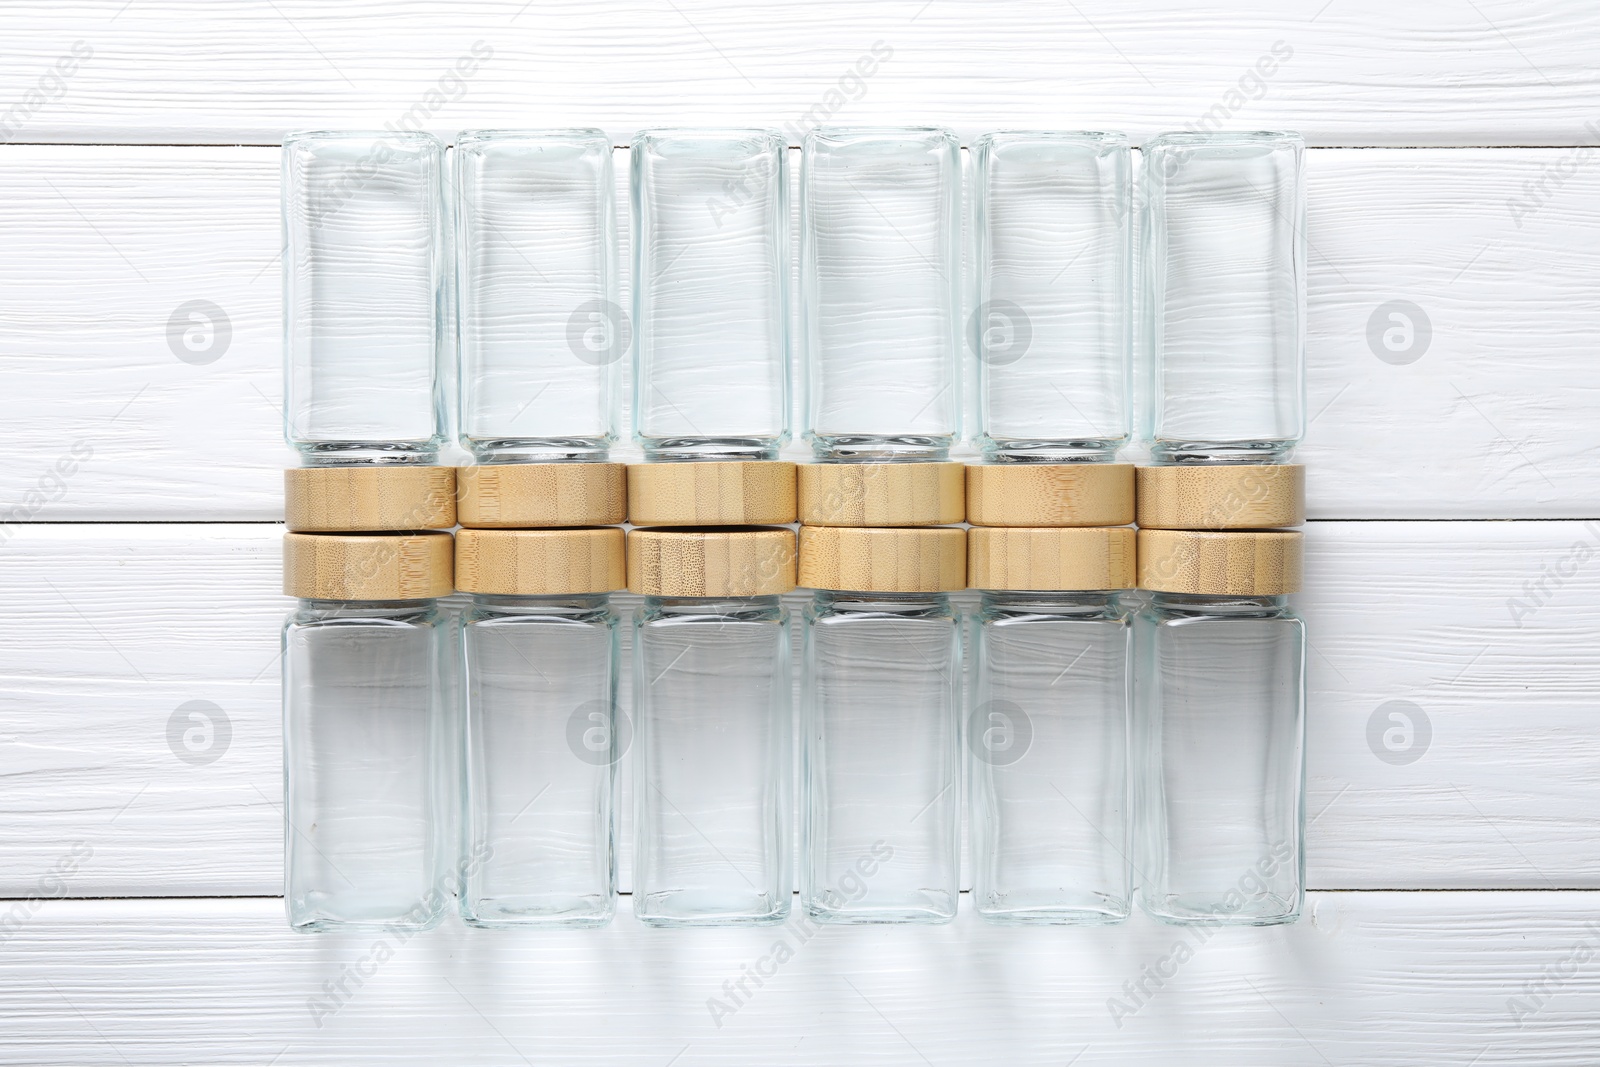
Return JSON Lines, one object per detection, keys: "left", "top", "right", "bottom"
{"left": 1137, "top": 529, "right": 1304, "bottom": 595}
{"left": 284, "top": 466, "right": 456, "bottom": 532}
{"left": 968, "top": 526, "right": 1136, "bottom": 591}
{"left": 455, "top": 528, "right": 625, "bottom": 595}
{"left": 626, "top": 527, "right": 796, "bottom": 597}
{"left": 966, "top": 462, "right": 1134, "bottom": 527}
{"left": 282, "top": 531, "right": 453, "bottom": 600}
{"left": 627, "top": 461, "right": 796, "bottom": 526}
{"left": 456, "top": 463, "right": 626, "bottom": 528}
{"left": 798, "top": 526, "right": 967, "bottom": 592}
{"left": 1135, "top": 464, "right": 1305, "bottom": 530}
{"left": 797, "top": 462, "right": 965, "bottom": 526}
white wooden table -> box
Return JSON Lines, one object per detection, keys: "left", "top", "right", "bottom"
{"left": 2, "top": 2, "right": 1598, "bottom": 1063}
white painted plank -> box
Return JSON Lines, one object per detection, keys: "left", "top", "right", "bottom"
{"left": 1, "top": 893, "right": 1597, "bottom": 1065}
{"left": 1, "top": 520, "right": 1596, "bottom": 896}
{"left": 1, "top": 1, "right": 1598, "bottom": 145}
{"left": 2, "top": 145, "right": 1597, "bottom": 520}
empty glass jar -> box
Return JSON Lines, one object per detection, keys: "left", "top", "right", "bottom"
{"left": 1143, "top": 132, "right": 1305, "bottom": 464}
{"left": 630, "top": 528, "right": 796, "bottom": 926}
{"left": 801, "top": 127, "right": 962, "bottom": 460}
{"left": 281, "top": 532, "right": 455, "bottom": 932}
{"left": 631, "top": 129, "right": 789, "bottom": 460}
{"left": 455, "top": 528, "right": 625, "bottom": 927}
{"left": 282, "top": 131, "right": 447, "bottom": 464}
{"left": 456, "top": 130, "right": 619, "bottom": 462}
{"left": 974, "top": 132, "right": 1132, "bottom": 462}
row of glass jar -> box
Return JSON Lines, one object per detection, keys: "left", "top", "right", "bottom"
{"left": 283, "top": 127, "right": 1303, "bottom": 467}
{"left": 284, "top": 587, "right": 1304, "bottom": 932}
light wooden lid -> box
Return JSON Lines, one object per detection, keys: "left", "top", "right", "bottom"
{"left": 966, "top": 463, "right": 1134, "bottom": 527}
{"left": 1137, "top": 529, "right": 1303, "bottom": 595}
{"left": 456, "top": 463, "right": 626, "bottom": 528}
{"left": 798, "top": 526, "right": 967, "bottom": 592}
{"left": 455, "top": 528, "right": 625, "bottom": 595}
{"left": 283, "top": 532, "right": 454, "bottom": 600}
{"left": 627, "top": 461, "right": 797, "bottom": 526}
{"left": 968, "top": 527, "right": 1136, "bottom": 591}
{"left": 1136, "top": 464, "right": 1305, "bottom": 530}
{"left": 284, "top": 466, "right": 456, "bottom": 532}
{"left": 627, "top": 527, "right": 797, "bottom": 597}
{"left": 798, "top": 461, "right": 965, "bottom": 526}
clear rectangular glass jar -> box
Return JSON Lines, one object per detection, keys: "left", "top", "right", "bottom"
{"left": 459, "top": 594, "right": 618, "bottom": 927}
{"left": 282, "top": 598, "right": 451, "bottom": 932}
{"left": 1135, "top": 593, "right": 1305, "bottom": 925}
{"left": 456, "top": 130, "right": 619, "bottom": 462}
{"left": 282, "top": 131, "right": 448, "bottom": 464}
{"left": 633, "top": 596, "right": 791, "bottom": 926}
{"left": 969, "top": 591, "right": 1132, "bottom": 924}
{"left": 801, "top": 127, "right": 962, "bottom": 460}
{"left": 974, "top": 132, "right": 1132, "bottom": 461}
{"left": 801, "top": 591, "right": 961, "bottom": 923}
{"left": 1143, "top": 132, "right": 1305, "bottom": 464}
{"left": 631, "top": 129, "right": 789, "bottom": 460}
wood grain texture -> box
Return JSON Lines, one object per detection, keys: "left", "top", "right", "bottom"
{"left": 282, "top": 532, "right": 454, "bottom": 600}
{"left": 626, "top": 461, "right": 796, "bottom": 526}
{"left": 2, "top": 2, "right": 1598, "bottom": 144}
{"left": 968, "top": 527, "right": 1136, "bottom": 591}
{"left": 0, "top": 147, "right": 1597, "bottom": 520}
{"left": 798, "top": 525, "right": 967, "bottom": 592}
{"left": 454, "top": 462, "right": 625, "bottom": 528}
{"left": 1135, "top": 465, "right": 1304, "bottom": 530}
{"left": 797, "top": 462, "right": 965, "bottom": 526}
{"left": 283, "top": 465, "right": 456, "bottom": 532}
{"left": 1, "top": 521, "right": 1599, "bottom": 894}
{"left": 454, "top": 527, "right": 624, "bottom": 595}
{"left": 1138, "top": 530, "right": 1305, "bottom": 595}
{"left": 967, "top": 463, "right": 1135, "bottom": 527}
{"left": 2, "top": 894, "right": 1599, "bottom": 1065}
{"left": 626, "top": 526, "right": 796, "bottom": 597}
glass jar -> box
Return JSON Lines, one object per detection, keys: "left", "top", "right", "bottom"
{"left": 281, "top": 532, "right": 455, "bottom": 932}
{"left": 629, "top": 528, "right": 796, "bottom": 926}
{"left": 967, "top": 524, "right": 1136, "bottom": 925}
{"left": 799, "top": 526, "right": 966, "bottom": 923}
{"left": 455, "top": 130, "right": 619, "bottom": 463}
{"left": 1135, "top": 584, "right": 1305, "bottom": 925}
{"left": 631, "top": 129, "right": 789, "bottom": 461}
{"left": 801, "top": 127, "right": 962, "bottom": 460}
{"left": 973, "top": 131, "right": 1132, "bottom": 462}
{"left": 1143, "top": 131, "right": 1304, "bottom": 464}
{"left": 282, "top": 131, "right": 447, "bottom": 465}
{"left": 455, "top": 527, "right": 626, "bottom": 927}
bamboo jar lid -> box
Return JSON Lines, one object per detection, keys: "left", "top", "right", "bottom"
{"left": 797, "top": 462, "right": 965, "bottom": 527}
{"left": 283, "top": 532, "right": 454, "bottom": 600}
{"left": 627, "top": 462, "right": 797, "bottom": 526}
{"left": 455, "top": 528, "right": 625, "bottom": 595}
{"left": 968, "top": 527, "right": 1136, "bottom": 591}
{"left": 798, "top": 526, "right": 967, "bottom": 592}
{"left": 284, "top": 466, "right": 456, "bottom": 532}
{"left": 965, "top": 463, "right": 1134, "bottom": 527}
{"left": 1137, "top": 530, "right": 1303, "bottom": 595}
{"left": 627, "top": 527, "right": 797, "bottom": 597}
{"left": 1135, "top": 465, "right": 1305, "bottom": 530}
{"left": 456, "top": 463, "right": 626, "bottom": 528}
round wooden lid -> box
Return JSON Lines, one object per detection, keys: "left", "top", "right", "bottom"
{"left": 284, "top": 466, "right": 456, "bottom": 532}
{"left": 965, "top": 463, "right": 1134, "bottom": 527}
{"left": 627, "top": 527, "right": 797, "bottom": 597}
{"left": 1135, "top": 464, "right": 1305, "bottom": 530}
{"left": 798, "top": 461, "right": 965, "bottom": 526}
{"left": 283, "top": 532, "right": 454, "bottom": 600}
{"left": 968, "top": 527, "right": 1136, "bottom": 591}
{"left": 455, "top": 528, "right": 625, "bottom": 595}
{"left": 1137, "top": 529, "right": 1303, "bottom": 595}
{"left": 798, "top": 526, "right": 967, "bottom": 592}
{"left": 456, "top": 463, "right": 626, "bottom": 528}
{"left": 627, "top": 461, "right": 797, "bottom": 526}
